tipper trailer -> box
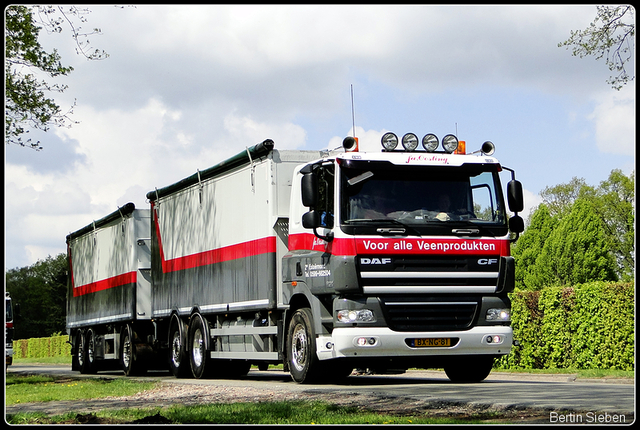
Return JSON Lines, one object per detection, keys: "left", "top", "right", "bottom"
{"left": 67, "top": 133, "right": 524, "bottom": 383}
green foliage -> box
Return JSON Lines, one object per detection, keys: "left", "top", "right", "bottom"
{"left": 497, "top": 282, "right": 634, "bottom": 371}
{"left": 5, "top": 5, "right": 74, "bottom": 149}
{"left": 13, "top": 335, "right": 71, "bottom": 359}
{"left": 537, "top": 199, "right": 617, "bottom": 287}
{"left": 5, "top": 5, "right": 109, "bottom": 149}
{"left": 514, "top": 170, "right": 634, "bottom": 290}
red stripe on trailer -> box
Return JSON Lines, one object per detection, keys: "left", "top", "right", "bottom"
{"left": 153, "top": 205, "right": 276, "bottom": 273}
{"left": 73, "top": 272, "right": 137, "bottom": 297}
{"left": 160, "top": 236, "right": 277, "bottom": 273}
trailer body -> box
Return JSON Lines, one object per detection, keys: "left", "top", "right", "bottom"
{"left": 66, "top": 203, "right": 151, "bottom": 373}
{"left": 67, "top": 135, "right": 524, "bottom": 382}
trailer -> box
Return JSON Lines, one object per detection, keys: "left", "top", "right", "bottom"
{"left": 67, "top": 134, "right": 524, "bottom": 382}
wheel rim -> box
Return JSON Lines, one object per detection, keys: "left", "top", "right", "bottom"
{"left": 77, "top": 334, "right": 85, "bottom": 367}
{"left": 122, "top": 334, "right": 132, "bottom": 369}
{"left": 171, "top": 331, "right": 182, "bottom": 367}
{"left": 192, "top": 328, "right": 204, "bottom": 368}
{"left": 291, "top": 323, "right": 308, "bottom": 372}
{"left": 87, "top": 332, "right": 95, "bottom": 364}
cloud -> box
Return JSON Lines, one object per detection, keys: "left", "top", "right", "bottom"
{"left": 588, "top": 85, "right": 635, "bottom": 156}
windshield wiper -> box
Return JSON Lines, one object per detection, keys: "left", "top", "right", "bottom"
{"left": 346, "top": 218, "right": 422, "bottom": 237}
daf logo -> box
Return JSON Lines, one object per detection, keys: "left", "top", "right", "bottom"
{"left": 360, "top": 258, "right": 392, "bottom": 265}
{"left": 478, "top": 258, "right": 498, "bottom": 265}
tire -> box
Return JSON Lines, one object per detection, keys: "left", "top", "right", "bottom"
{"left": 444, "top": 356, "right": 494, "bottom": 383}
{"left": 121, "top": 324, "right": 146, "bottom": 376}
{"left": 189, "top": 313, "right": 213, "bottom": 379}
{"left": 74, "top": 331, "right": 85, "bottom": 373}
{"left": 168, "top": 315, "right": 191, "bottom": 378}
{"left": 80, "top": 329, "right": 97, "bottom": 374}
{"left": 287, "top": 308, "right": 321, "bottom": 383}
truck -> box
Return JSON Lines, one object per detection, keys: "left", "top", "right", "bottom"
{"left": 66, "top": 133, "right": 524, "bottom": 383}
{"left": 6, "top": 292, "right": 15, "bottom": 366}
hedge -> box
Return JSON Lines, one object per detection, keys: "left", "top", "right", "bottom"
{"left": 496, "top": 281, "right": 634, "bottom": 371}
{"left": 12, "top": 335, "right": 71, "bottom": 359}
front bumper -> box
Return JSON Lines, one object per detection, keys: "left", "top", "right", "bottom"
{"left": 318, "top": 326, "right": 512, "bottom": 360}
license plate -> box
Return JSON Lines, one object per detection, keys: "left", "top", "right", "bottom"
{"left": 411, "top": 338, "right": 451, "bottom": 347}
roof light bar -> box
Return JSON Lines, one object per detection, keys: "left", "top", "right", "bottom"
{"left": 381, "top": 132, "right": 399, "bottom": 151}
{"left": 401, "top": 133, "right": 419, "bottom": 151}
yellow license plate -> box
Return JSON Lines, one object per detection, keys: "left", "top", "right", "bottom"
{"left": 412, "top": 338, "right": 451, "bottom": 347}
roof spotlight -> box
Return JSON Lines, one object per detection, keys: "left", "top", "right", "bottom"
{"left": 401, "top": 133, "right": 419, "bottom": 151}
{"left": 442, "top": 134, "right": 459, "bottom": 153}
{"left": 381, "top": 132, "right": 398, "bottom": 151}
{"left": 422, "top": 134, "right": 439, "bottom": 152}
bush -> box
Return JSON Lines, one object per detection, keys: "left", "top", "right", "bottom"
{"left": 13, "top": 335, "right": 71, "bottom": 359}
{"left": 497, "top": 281, "right": 634, "bottom": 370}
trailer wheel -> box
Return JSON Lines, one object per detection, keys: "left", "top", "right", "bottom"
{"left": 189, "top": 313, "right": 212, "bottom": 379}
{"left": 287, "top": 308, "right": 321, "bottom": 383}
{"left": 75, "top": 331, "right": 86, "bottom": 373}
{"left": 444, "top": 356, "right": 494, "bottom": 383}
{"left": 79, "top": 329, "right": 97, "bottom": 374}
{"left": 168, "top": 315, "right": 190, "bottom": 378}
{"left": 121, "top": 325, "right": 146, "bottom": 376}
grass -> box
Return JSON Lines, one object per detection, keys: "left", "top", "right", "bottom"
{"left": 7, "top": 401, "right": 484, "bottom": 425}
{"left": 5, "top": 374, "right": 159, "bottom": 405}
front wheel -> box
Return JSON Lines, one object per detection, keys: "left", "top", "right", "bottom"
{"left": 444, "top": 356, "right": 494, "bottom": 383}
{"left": 287, "top": 308, "right": 321, "bottom": 383}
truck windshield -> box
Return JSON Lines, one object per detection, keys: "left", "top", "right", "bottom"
{"left": 340, "top": 161, "right": 508, "bottom": 236}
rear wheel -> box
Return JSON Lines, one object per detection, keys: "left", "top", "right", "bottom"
{"left": 121, "top": 324, "right": 146, "bottom": 376}
{"left": 80, "top": 329, "right": 97, "bottom": 374}
{"left": 287, "top": 308, "right": 321, "bottom": 383}
{"left": 169, "top": 315, "right": 191, "bottom": 378}
{"left": 189, "top": 313, "right": 213, "bottom": 379}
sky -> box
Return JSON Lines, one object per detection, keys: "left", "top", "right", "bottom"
{"left": 5, "top": 4, "right": 636, "bottom": 270}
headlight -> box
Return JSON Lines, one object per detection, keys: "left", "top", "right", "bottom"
{"left": 442, "top": 134, "right": 459, "bottom": 153}
{"left": 337, "top": 309, "right": 376, "bottom": 323}
{"left": 422, "top": 134, "right": 439, "bottom": 152}
{"left": 401, "top": 133, "right": 419, "bottom": 151}
{"left": 381, "top": 132, "right": 398, "bottom": 151}
{"left": 486, "top": 308, "right": 510, "bottom": 321}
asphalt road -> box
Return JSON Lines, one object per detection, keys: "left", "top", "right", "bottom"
{"left": 7, "top": 363, "right": 635, "bottom": 420}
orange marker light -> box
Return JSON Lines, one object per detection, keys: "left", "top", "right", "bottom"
{"left": 455, "top": 140, "right": 466, "bottom": 155}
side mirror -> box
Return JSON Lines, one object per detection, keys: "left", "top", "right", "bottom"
{"left": 302, "top": 210, "right": 320, "bottom": 229}
{"left": 509, "top": 215, "right": 524, "bottom": 234}
{"left": 507, "top": 180, "right": 524, "bottom": 213}
{"left": 301, "top": 172, "right": 317, "bottom": 207}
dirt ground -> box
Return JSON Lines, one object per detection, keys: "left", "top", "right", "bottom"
{"left": 6, "top": 379, "right": 561, "bottom": 424}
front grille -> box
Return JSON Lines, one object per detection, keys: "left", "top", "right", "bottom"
{"left": 358, "top": 255, "right": 500, "bottom": 293}
{"left": 380, "top": 296, "right": 479, "bottom": 332}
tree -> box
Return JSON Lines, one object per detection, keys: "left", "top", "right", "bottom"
{"left": 539, "top": 177, "right": 593, "bottom": 218}
{"left": 514, "top": 169, "right": 633, "bottom": 290}
{"left": 537, "top": 198, "right": 618, "bottom": 287}
{"left": 5, "top": 253, "right": 69, "bottom": 339}
{"left": 512, "top": 204, "right": 558, "bottom": 290}
{"left": 5, "top": 5, "right": 108, "bottom": 150}
{"left": 558, "top": 5, "right": 635, "bottom": 90}
{"left": 592, "top": 169, "right": 635, "bottom": 280}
